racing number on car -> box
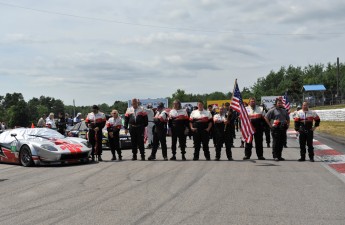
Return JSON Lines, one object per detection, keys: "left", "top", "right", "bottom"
{"left": 60, "top": 144, "right": 83, "bottom": 153}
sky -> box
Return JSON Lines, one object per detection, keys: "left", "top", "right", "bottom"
{"left": 1, "top": 0, "right": 344, "bottom": 106}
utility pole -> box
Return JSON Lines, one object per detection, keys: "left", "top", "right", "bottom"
{"left": 73, "top": 99, "right": 76, "bottom": 117}
{"left": 337, "top": 57, "right": 340, "bottom": 102}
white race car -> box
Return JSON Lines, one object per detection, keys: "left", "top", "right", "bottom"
{"left": 0, "top": 128, "right": 92, "bottom": 167}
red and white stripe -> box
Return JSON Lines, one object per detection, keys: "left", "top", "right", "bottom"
{"left": 231, "top": 97, "right": 255, "bottom": 143}
{"left": 287, "top": 130, "right": 345, "bottom": 178}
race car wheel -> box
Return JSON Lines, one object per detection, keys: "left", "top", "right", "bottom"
{"left": 19, "top": 146, "right": 34, "bottom": 167}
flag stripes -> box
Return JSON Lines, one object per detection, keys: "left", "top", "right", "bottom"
{"left": 230, "top": 80, "right": 255, "bottom": 143}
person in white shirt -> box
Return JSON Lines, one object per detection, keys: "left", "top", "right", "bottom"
{"left": 45, "top": 112, "right": 56, "bottom": 129}
{"left": 73, "top": 112, "right": 82, "bottom": 125}
{"left": 189, "top": 101, "right": 212, "bottom": 160}
{"left": 145, "top": 104, "right": 154, "bottom": 149}
{"left": 106, "top": 109, "right": 123, "bottom": 161}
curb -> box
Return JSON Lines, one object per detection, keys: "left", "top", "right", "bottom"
{"left": 287, "top": 130, "right": 345, "bottom": 180}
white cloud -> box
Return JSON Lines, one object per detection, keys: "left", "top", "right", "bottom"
{"left": 0, "top": 0, "right": 344, "bottom": 106}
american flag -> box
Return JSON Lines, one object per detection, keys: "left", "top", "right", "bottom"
{"left": 282, "top": 92, "right": 291, "bottom": 114}
{"left": 230, "top": 80, "right": 255, "bottom": 143}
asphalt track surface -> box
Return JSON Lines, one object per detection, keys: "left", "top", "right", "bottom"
{"left": 1, "top": 130, "right": 345, "bottom": 225}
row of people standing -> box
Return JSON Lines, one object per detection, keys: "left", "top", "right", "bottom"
{"left": 123, "top": 98, "right": 236, "bottom": 161}
{"left": 245, "top": 97, "right": 320, "bottom": 162}
{"left": 37, "top": 112, "right": 83, "bottom": 131}
{"left": 83, "top": 97, "right": 321, "bottom": 163}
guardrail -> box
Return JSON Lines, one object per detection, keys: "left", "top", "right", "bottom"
{"left": 314, "top": 109, "right": 345, "bottom": 121}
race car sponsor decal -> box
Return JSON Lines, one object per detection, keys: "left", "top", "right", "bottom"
{"left": 0, "top": 147, "right": 19, "bottom": 163}
{"left": 60, "top": 144, "right": 83, "bottom": 153}
{"left": 50, "top": 139, "right": 83, "bottom": 153}
{"left": 0, "top": 147, "right": 8, "bottom": 159}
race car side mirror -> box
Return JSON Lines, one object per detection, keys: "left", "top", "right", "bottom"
{"left": 11, "top": 133, "right": 19, "bottom": 141}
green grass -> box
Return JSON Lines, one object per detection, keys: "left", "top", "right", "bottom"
{"left": 290, "top": 120, "right": 345, "bottom": 139}
{"left": 316, "top": 121, "right": 345, "bottom": 139}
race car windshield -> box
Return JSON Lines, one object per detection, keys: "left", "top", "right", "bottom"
{"left": 25, "top": 128, "right": 65, "bottom": 140}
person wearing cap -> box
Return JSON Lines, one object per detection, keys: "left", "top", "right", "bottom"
{"left": 264, "top": 98, "right": 290, "bottom": 161}
{"left": 85, "top": 105, "right": 107, "bottom": 161}
{"left": 213, "top": 106, "right": 235, "bottom": 160}
{"left": 73, "top": 112, "right": 82, "bottom": 125}
{"left": 243, "top": 97, "right": 266, "bottom": 160}
{"left": 294, "top": 101, "right": 320, "bottom": 162}
{"left": 189, "top": 101, "right": 212, "bottom": 160}
{"left": 145, "top": 104, "right": 155, "bottom": 149}
{"left": 148, "top": 102, "right": 169, "bottom": 160}
{"left": 45, "top": 112, "right": 56, "bottom": 129}
{"left": 168, "top": 99, "right": 189, "bottom": 160}
{"left": 124, "top": 98, "right": 148, "bottom": 160}
{"left": 106, "top": 109, "right": 123, "bottom": 161}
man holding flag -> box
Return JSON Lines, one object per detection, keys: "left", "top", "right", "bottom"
{"left": 230, "top": 80, "right": 255, "bottom": 149}
{"left": 243, "top": 97, "right": 266, "bottom": 160}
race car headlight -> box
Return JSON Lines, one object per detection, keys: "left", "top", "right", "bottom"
{"left": 41, "top": 144, "right": 58, "bottom": 152}
{"left": 82, "top": 141, "right": 92, "bottom": 148}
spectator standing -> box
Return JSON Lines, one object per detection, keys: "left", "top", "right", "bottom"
{"left": 57, "top": 112, "right": 67, "bottom": 135}
{"left": 169, "top": 100, "right": 189, "bottom": 160}
{"left": 124, "top": 98, "right": 148, "bottom": 161}
{"left": 189, "top": 101, "right": 212, "bottom": 160}
{"left": 264, "top": 98, "right": 290, "bottom": 161}
{"left": 145, "top": 104, "right": 155, "bottom": 149}
{"left": 148, "top": 102, "right": 169, "bottom": 160}
{"left": 37, "top": 114, "right": 47, "bottom": 128}
{"left": 106, "top": 109, "right": 123, "bottom": 161}
{"left": 73, "top": 113, "right": 82, "bottom": 125}
{"left": 46, "top": 113, "right": 56, "bottom": 129}
{"left": 85, "top": 105, "right": 107, "bottom": 161}
{"left": 294, "top": 102, "right": 320, "bottom": 162}
{"left": 243, "top": 97, "right": 266, "bottom": 160}
{"left": 213, "top": 107, "right": 234, "bottom": 160}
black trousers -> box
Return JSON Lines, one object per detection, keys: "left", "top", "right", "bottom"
{"left": 171, "top": 127, "right": 186, "bottom": 155}
{"left": 129, "top": 126, "right": 145, "bottom": 157}
{"left": 214, "top": 129, "right": 233, "bottom": 159}
{"left": 88, "top": 129, "right": 103, "bottom": 156}
{"left": 150, "top": 128, "right": 167, "bottom": 158}
{"left": 193, "top": 129, "right": 210, "bottom": 159}
{"left": 271, "top": 127, "right": 286, "bottom": 159}
{"left": 299, "top": 130, "right": 314, "bottom": 158}
{"left": 109, "top": 131, "right": 122, "bottom": 157}
{"left": 264, "top": 126, "right": 271, "bottom": 145}
{"left": 244, "top": 129, "right": 264, "bottom": 158}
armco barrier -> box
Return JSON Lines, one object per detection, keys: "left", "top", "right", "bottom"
{"left": 314, "top": 109, "right": 345, "bottom": 121}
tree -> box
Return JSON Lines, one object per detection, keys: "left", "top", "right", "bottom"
{"left": 207, "top": 91, "right": 228, "bottom": 100}
{"left": 112, "top": 101, "right": 128, "bottom": 114}
{"left": 7, "top": 100, "right": 29, "bottom": 127}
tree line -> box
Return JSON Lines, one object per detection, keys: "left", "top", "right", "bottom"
{"left": 1, "top": 62, "right": 344, "bottom": 128}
